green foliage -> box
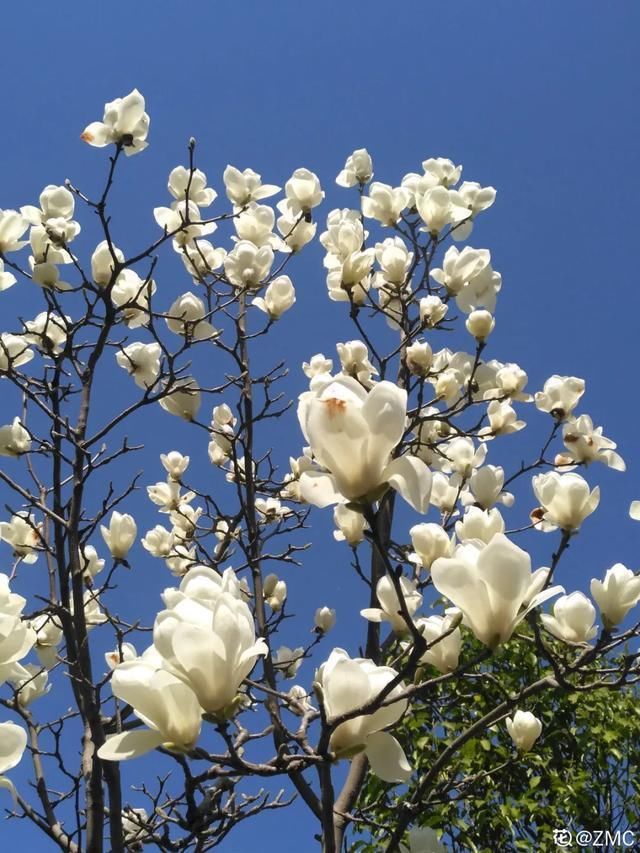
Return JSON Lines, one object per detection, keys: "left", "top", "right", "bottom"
{"left": 353, "top": 633, "right": 640, "bottom": 851}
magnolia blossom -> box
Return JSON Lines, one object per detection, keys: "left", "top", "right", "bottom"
{"left": 535, "top": 375, "right": 585, "bottom": 419}
{"left": 223, "top": 165, "right": 279, "bottom": 209}
{"left": 431, "top": 535, "right": 563, "bottom": 648}
{"left": 182, "top": 239, "right": 226, "bottom": 280}
{"left": 532, "top": 472, "right": 599, "bottom": 532}
{"left": 161, "top": 451, "right": 190, "bottom": 480}
{"left": 141, "top": 525, "right": 175, "bottom": 558}
{"left": 419, "top": 295, "right": 448, "bottom": 326}
{"left": 252, "top": 275, "right": 296, "bottom": 319}
{"left": 464, "top": 465, "right": 513, "bottom": 510}
{"left": 336, "top": 148, "right": 373, "bottom": 187}
{"left": 362, "top": 182, "right": 409, "bottom": 226}
{"left": 409, "top": 523, "right": 455, "bottom": 569}
{"left": 416, "top": 186, "right": 469, "bottom": 235}
{"left": 116, "top": 342, "right": 161, "bottom": 389}
{"left": 480, "top": 400, "right": 526, "bottom": 438}
{"left": 375, "top": 237, "right": 413, "bottom": 287}
{"left": 541, "top": 592, "right": 598, "bottom": 644}
{"left": 314, "top": 649, "right": 410, "bottom": 783}
{"left": 0, "top": 418, "right": 31, "bottom": 457}
{"left": 30, "top": 613, "right": 63, "bottom": 669}
{"left": 336, "top": 340, "right": 377, "bottom": 387}
{"left": 361, "top": 575, "right": 423, "bottom": 634}
{"left": 91, "top": 240, "right": 124, "bottom": 287}
{"left": 159, "top": 379, "right": 201, "bottom": 421}
{"left": 0, "top": 334, "right": 34, "bottom": 372}
{"left": 430, "top": 246, "right": 489, "bottom": 296}
{"left": 333, "top": 504, "right": 367, "bottom": 545}
{"left": 154, "top": 568, "right": 267, "bottom": 716}
{"left": 0, "top": 259, "right": 16, "bottom": 292}
{"left": 154, "top": 201, "right": 216, "bottom": 248}
{"left": 455, "top": 506, "right": 505, "bottom": 544}
{"left": 263, "top": 574, "right": 287, "bottom": 611}
{"left": 298, "top": 378, "right": 432, "bottom": 512}
{"left": 8, "top": 663, "right": 50, "bottom": 707}
{"left": 79, "top": 545, "right": 105, "bottom": 580}
{"left": 165, "top": 292, "right": 217, "bottom": 340}
{"left": 274, "top": 646, "right": 304, "bottom": 679}
{"left": 405, "top": 341, "right": 433, "bottom": 376}
{"left": 168, "top": 166, "right": 216, "bottom": 207}
{"left": 121, "top": 807, "right": 152, "bottom": 846}
{"left": 451, "top": 181, "right": 497, "bottom": 241}
{"left": 277, "top": 207, "right": 316, "bottom": 251}
{"left": 0, "top": 721, "right": 27, "bottom": 800}
{"left": 100, "top": 512, "right": 137, "bottom": 560}
{"left": 466, "top": 309, "right": 495, "bottom": 341}
{"left": 506, "top": 710, "right": 542, "bottom": 753}
{"left": 412, "top": 614, "right": 461, "bottom": 673}
{"left": 0, "top": 606, "right": 36, "bottom": 674}
{"left": 81, "top": 89, "right": 150, "bottom": 155}
{"left": 0, "top": 512, "right": 41, "bottom": 563}
{"left": 560, "top": 415, "right": 625, "bottom": 471}
{"left": 590, "top": 564, "right": 640, "bottom": 628}
{"left": 111, "top": 269, "right": 156, "bottom": 327}
{"left": 0, "top": 210, "right": 29, "bottom": 253}
{"left": 314, "top": 606, "right": 336, "bottom": 633}
{"left": 23, "top": 312, "right": 69, "bottom": 354}
{"left": 98, "top": 660, "right": 202, "bottom": 761}
{"left": 224, "top": 240, "right": 274, "bottom": 289}
{"left": 105, "top": 642, "right": 137, "bottom": 670}
{"left": 284, "top": 168, "right": 324, "bottom": 214}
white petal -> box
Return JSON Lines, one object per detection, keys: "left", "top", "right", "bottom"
{"left": 383, "top": 455, "right": 432, "bottom": 513}
{"left": 364, "top": 731, "right": 411, "bottom": 783}
{"left": 98, "top": 729, "right": 164, "bottom": 761}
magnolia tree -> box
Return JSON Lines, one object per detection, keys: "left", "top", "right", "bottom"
{"left": 0, "top": 89, "right": 637, "bottom": 852}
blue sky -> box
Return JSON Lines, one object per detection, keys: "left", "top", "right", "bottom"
{"left": 1, "top": 1, "right": 640, "bottom": 849}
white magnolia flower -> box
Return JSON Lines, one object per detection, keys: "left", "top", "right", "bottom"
{"left": 0, "top": 721, "right": 27, "bottom": 801}
{"left": 336, "top": 148, "right": 373, "bottom": 187}
{"left": 412, "top": 614, "right": 461, "bottom": 674}
{"left": 284, "top": 168, "right": 324, "bottom": 214}
{"left": 430, "top": 246, "right": 489, "bottom": 296}
{"left": 0, "top": 334, "right": 34, "bottom": 372}
{"left": 182, "top": 239, "right": 226, "bottom": 280}
{"left": 535, "top": 375, "right": 585, "bottom": 420}
{"left": 100, "top": 512, "right": 137, "bottom": 560}
{"left": 419, "top": 295, "right": 448, "bottom": 327}
{"left": 314, "top": 648, "right": 410, "bottom": 783}
{"left": 263, "top": 574, "right": 287, "bottom": 612}
{"left": 79, "top": 545, "right": 105, "bottom": 580}
{"left": 141, "top": 525, "right": 175, "bottom": 558}
{"left": 464, "top": 465, "right": 513, "bottom": 510}
{"left": 455, "top": 506, "right": 505, "bottom": 544}
{"left": 166, "top": 293, "right": 217, "bottom": 340}
{"left": 298, "top": 378, "right": 432, "bottom": 512}
{"left": 30, "top": 612, "right": 63, "bottom": 669}
{"left": 168, "top": 166, "right": 216, "bottom": 207}
{"left": 409, "top": 523, "right": 455, "bottom": 570}
{"left": 451, "top": 181, "right": 497, "bottom": 241}
{"left": 274, "top": 645, "right": 304, "bottom": 679}
{"left": 9, "top": 663, "right": 50, "bottom": 707}
{"left": 532, "top": 472, "right": 599, "bottom": 532}
{"left": 154, "top": 573, "right": 267, "bottom": 716}
{"left": 91, "top": 240, "right": 124, "bottom": 287}
{"left": 0, "top": 418, "right": 31, "bottom": 457}
{"left": 255, "top": 498, "right": 292, "bottom": 523}
{"left": 333, "top": 504, "right": 367, "bottom": 546}
{"left": 98, "top": 660, "right": 202, "bottom": 761}
{"left": 416, "top": 186, "right": 469, "bottom": 235}
{"left": 431, "top": 535, "right": 563, "bottom": 648}
{"left": 361, "top": 183, "right": 409, "bottom": 226}
{"left": 159, "top": 379, "right": 201, "bottom": 421}
{"left": 0, "top": 608, "right": 36, "bottom": 673}
{"left": 0, "top": 210, "right": 29, "bottom": 253}
{"left": 0, "top": 260, "right": 16, "bottom": 292}
{"left": 224, "top": 240, "right": 274, "bottom": 289}
{"left": 406, "top": 341, "right": 433, "bottom": 376}
{"left": 22, "top": 184, "right": 75, "bottom": 225}
{"left": 81, "top": 89, "right": 150, "bottom": 155}
{"left": 560, "top": 415, "right": 625, "bottom": 471}
{"left": 0, "top": 512, "right": 41, "bottom": 563}
{"left": 466, "top": 309, "right": 495, "bottom": 341}
{"left": 154, "top": 200, "right": 216, "bottom": 248}
{"left": 336, "top": 340, "right": 377, "bottom": 387}
{"left": 121, "top": 807, "right": 151, "bottom": 845}
{"left": 314, "top": 606, "right": 336, "bottom": 633}
{"left": 590, "top": 564, "right": 640, "bottom": 628}
{"left": 277, "top": 206, "right": 316, "bottom": 251}
{"left": 161, "top": 451, "right": 190, "bottom": 480}
{"left": 361, "top": 575, "right": 423, "bottom": 635}
{"left": 505, "top": 710, "right": 542, "bottom": 753}
{"left": 111, "top": 269, "right": 156, "bottom": 327}
{"left": 223, "top": 166, "right": 279, "bottom": 209}
{"left": 116, "top": 342, "right": 161, "bottom": 389}
{"left": 23, "top": 312, "right": 69, "bottom": 354}
{"left": 252, "top": 275, "right": 296, "bottom": 319}
{"left": 30, "top": 261, "right": 71, "bottom": 292}
{"left": 541, "top": 592, "right": 597, "bottom": 644}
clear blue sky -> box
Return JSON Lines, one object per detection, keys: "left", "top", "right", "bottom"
{"left": 1, "top": 1, "right": 639, "bottom": 850}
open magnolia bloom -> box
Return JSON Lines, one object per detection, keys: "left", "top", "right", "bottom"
{"left": 431, "top": 535, "right": 563, "bottom": 649}
{"left": 98, "top": 660, "right": 202, "bottom": 761}
{"left": 531, "top": 471, "right": 599, "bottom": 532}
{"left": 541, "top": 592, "right": 598, "bottom": 644}
{"left": 361, "top": 575, "right": 423, "bottom": 634}
{"left": 314, "top": 649, "right": 411, "bottom": 783}
{"left": 590, "top": 563, "right": 640, "bottom": 628}
{"left": 505, "top": 710, "right": 542, "bottom": 753}
{"left": 81, "top": 89, "right": 150, "bottom": 155}
{"left": 298, "top": 377, "right": 432, "bottom": 511}
{"left": 0, "top": 721, "right": 27, "bottom": 801}
{"left": 153, "top": 574, "right": 268, "bottom": 717}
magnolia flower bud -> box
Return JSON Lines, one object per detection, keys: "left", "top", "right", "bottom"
{"left": 161, "top": 451, "right": 190, "bottom": 480}
{"left": 104, "top": 642, "right": 137, "bottom": 670}
{"left": 263, "top": 574, "right": 287, "bottom": 611}
{"left": 465, "top": 309, "right": 495, "bottom": 341}
{"left": 285, "top": 168, "right": 324, "bottom": 214}
{"left": 590, "top": 564, "right": 640, "bottom": 628}
{"left": 405, "top": 341, "right": 433, "bottom": 376}
{"left": 159, "top": 380, "right": 201, "bottom": 421}
{"left": 314, "top": 606, "right": 336, "bottom": 633}
{"left": 0, "top": 417, "right": 31, "bottom": 457}
{"left": 505, "top": 710, "right": 542, "bottom": 753}
{"left": 333, "top": 504, "right": 367, "bottom": 546}
{"left": 541, "top": 592, "right": 598, "bottom": 644}
{"left": 100, "top": 512, "right": 137, "bottom": 560}
{"left": 336, "top": 149, "right": 373, "bottom": 187}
